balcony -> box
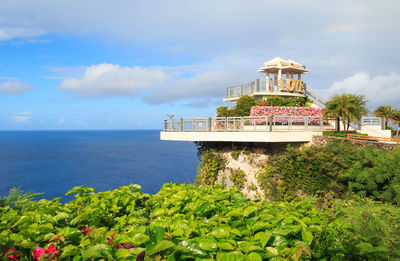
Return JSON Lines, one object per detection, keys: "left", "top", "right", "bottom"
{"left": 224, "top": 78, "right": 306, "bottom": 101}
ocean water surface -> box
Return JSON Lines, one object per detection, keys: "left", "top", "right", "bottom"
{"left": 0, "top": 130, "right": 199, "bottom": 201}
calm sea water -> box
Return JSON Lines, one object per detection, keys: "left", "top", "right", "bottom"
{"left": 0, "top": 130, "right": 199, "bottom": 201}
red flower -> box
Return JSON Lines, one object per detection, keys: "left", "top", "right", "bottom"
{"left": 107, "top": 233, "right": 116, "bottom": 243}
{"left": 3, "top": 248, "right": 20, "bottom": 259}
{"left": 33, "top": 247, "right": 45, "bottom": 260}
{"left": 78, "top": 227, "right": 92, "bottom": 234}
{"left": 32, "top": 244, "right": 58, "bottom": 260}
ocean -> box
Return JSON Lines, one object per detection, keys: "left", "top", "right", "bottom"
{"left": 0, "top": 130, "right": 199, "bottom": 201}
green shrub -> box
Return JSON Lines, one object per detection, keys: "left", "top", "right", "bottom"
{"left": 231, "top": 150, "right": 241, "bottom": 160}
{"left": 229, "top": 168, "right": 246, "bottom": 189}
{"left": 195, "top": 149, "right": 225, "bottom": 186}
{"left": 234, "top": 95, "right": 256, "bottom": 116}
{"left": 333, "top": 198, "right": 400, "bottom": 259}
{"left": 258, "top": 96, "right": 311, "bottom": 107}
{"left": 216, "top": 106, "right": 235, "bottom": 117}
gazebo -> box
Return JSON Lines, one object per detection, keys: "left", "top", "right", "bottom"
{"left": 257, "top": 57, "right": 310, "bottom": 94}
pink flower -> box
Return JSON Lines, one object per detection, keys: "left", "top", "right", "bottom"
{"left": 32, "top": 244, "right": 58, "bottom": 260}
{"left": 78, "top": 227, "right": 92, "bottom": 234}
{"left": 46, "top": 244, "right": 58, "bottom": 255}
{"left": 3, "top": 248, "right": 19, "bottom": 259}
{"left": 107, "top": 233, "right": 116, "bottom": 243}
{"left": 33, "top": 247, "right": 45, "bottom": 260}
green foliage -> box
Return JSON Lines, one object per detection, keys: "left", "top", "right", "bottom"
{"left": 323, "top": 131, "right": 367, "bottom": 138}
{"left": 258, "top": 96, "right": 311, "bottom": 107}
{"left": 258, "top": 141, "right": 400, "bottom": 206}
{"left": 231, "top": 150, "right": 241, "bottom": 160}
{"left": 333, "top": 198, "right": 400, "bottom": 259}
{"left": 3, "top": 183, "right": 391, "bottom": 260}
{"left": 346, "top": 147, "right": 400, "bottom": 205}
{"left": 234, "top": 95, "right": 256, "bottom": 116}
{"left": 195, "top": 149, "right": 226, "bottom": 186}
{"left": 229, "top": 168, "right": 247, "bottom": 189}
{"left": 324, "top": 93, "right": 368, "bottom": 131}
{"left": 216, "top": 106, "right": 235, "bottom": 117}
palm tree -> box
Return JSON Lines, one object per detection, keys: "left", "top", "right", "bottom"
{"left": 374, "top": 105, "right": 393, "bottom": 129}
{"left": 346, "top": 94, "right": 368, "bottom": 131}
{"left": 324, "top": 93, "right": 368, "bottom": 131}
{"left": 391, "top": 110, "right": 400, "bottom": 139}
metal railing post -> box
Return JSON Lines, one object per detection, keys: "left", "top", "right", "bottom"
{"left": 164, "top": 119, "right": 167, "bottom": 131}
{"left": 305, "top": 116, "right": 308, "bottom": 130}
{"left": 208, "top": 118, "right": 212, "bottom": 131}
{"left": 225, "top": 117, "right": 227, "bottom": 131}
{"left": 289, "top": 117, "right": 292, "bottom": 131}
{"left": 193, "top": 118, "right": 196, "bottom": 131}
{"left": 320, "top": 116, "right": 323, "bottom": 131}
{"left": 180, "top": 118, "right": 183, "bottom": 132}
{"left": 171, "top": 119, "right": 174, "bottom": 132}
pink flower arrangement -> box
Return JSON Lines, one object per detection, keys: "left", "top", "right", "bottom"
{"left": 32, "top": 244, "right": 58, "bottom": 260}
{"left": 3, "top": 248, "right": 20, "bottom": 259}
{"left": 250, "top": 106, "right": 324, "bottom": 118}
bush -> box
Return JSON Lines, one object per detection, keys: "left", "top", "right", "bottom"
{"left": 258, "top": 141, "right": 400, "bottom": 206}
{"left": 258, "top": 96, "right": 311, "bottom": 107}
{"left": 195, "top": 149, "right": 226, "bottom": 186}
{"left": 3, "top": 184, "right": 394, "bottom": 260}
{"left": 234, "top": 95, "right": 256, "bottom": 116}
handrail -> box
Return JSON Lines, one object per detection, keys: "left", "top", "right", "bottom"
{"left": 163, "top": 116, "right": 333, "bottom": 132}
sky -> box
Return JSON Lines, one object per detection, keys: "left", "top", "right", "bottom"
{"left": 0, "top": 0, "right": 399, "bottom": 130}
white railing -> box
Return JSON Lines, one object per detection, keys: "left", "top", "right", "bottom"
{"left": 225, "top": 79, "right": 275, "bottom": 98}
{"left": 225, "top": 78, "right": 309, "bottom": 98}
{"left": 163, "top": 116, "right": 333, "bottom": 132}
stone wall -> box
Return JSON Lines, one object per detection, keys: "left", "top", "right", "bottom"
{"left": 311, "top": 135, "right": 400, "bottom": 151}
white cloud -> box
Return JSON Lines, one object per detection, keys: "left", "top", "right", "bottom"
{"left": 144, "top": 69, "right": 247, "bottom": 105}
{"left": 326, "top": 71, "right": 400, "bottom": 108}
{"left": 0, "top": 26, "right": 45, "bottom": 41}
{"left": 0, "top": 80, "right": 35, "bottom": 94}
{"left": 11, "top": 112, "right": 32, "bottom": 123}
{"left": 58, "top": 63, "right": 169, "bottom": 98}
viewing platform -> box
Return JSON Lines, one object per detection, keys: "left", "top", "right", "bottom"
{"left": 160, "top": 116, "right": 333, "bottom": 143}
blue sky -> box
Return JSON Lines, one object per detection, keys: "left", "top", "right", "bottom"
{"left": 1, "top": 0, "right": 400, "bottom": 130}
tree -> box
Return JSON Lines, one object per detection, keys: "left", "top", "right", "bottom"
{"left": 346, "top": 94, "right": 368, "bottom": 131}
{"left": 234, "top": 95, "right": 256, "bottom": 116}
{"left": 324, "top": 93, "right": 368, "bottom": 131}
{"left": 374, "top": 105, "right": 393, "bottom": 129}
{"left": 391, "top": 110, "right": 400, "bottom": 139}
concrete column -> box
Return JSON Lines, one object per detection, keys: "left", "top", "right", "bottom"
{"left": 298, "top": 73, "right": 301, "bottom": 80}
{"left": 266, "top": 72, "right": 269, "bottom": 92}
{"left": 274, "top": 72, "right": 277, "bottom": 92}
{"left": 277, "top": 69, "right": 282, "bottom": 92}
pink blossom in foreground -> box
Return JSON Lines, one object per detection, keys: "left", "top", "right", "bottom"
{"left": 32, "top": 244, "right": 58, "bottom": 260}
{"left": 3, "top": 248, "right": 20, "bottom": 259}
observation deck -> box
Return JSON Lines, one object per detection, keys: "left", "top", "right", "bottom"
{"left": 160, "top": 116, "right": 334, "bottom": 143}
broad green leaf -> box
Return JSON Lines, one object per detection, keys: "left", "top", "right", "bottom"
{"left": 198, "top": 239, "right": 217, "bottom": 252}
{"left": 217, "top": 242, "right": 234, "bottom": 250}
{"left": 243, "top": 206, "right": 257, "bottom": 217}
{"left": 210, "top": 228, "right": 230, "bottom": 239}
{"left": 219, "top": 252, "right": 246, "bottom": 261}
{"left": 301, "top": 230, "right": 313, "bottom": 245}
{"left": 247, "top": 252, "right": 262, "bottom": 261}
{"left": 146, "top": 240, "right": 175, "bottom": 256}
{"left": 116, "top": 248, "right": 129, "bottom": 259}
{"left": 254, "top": 231, "right": 272, "bottom": 247}
{"left": 81, "top": 244, "right": 110, "bottom": 259}
{"left": 265, "top": 247, "right": 278, "bottom": 258}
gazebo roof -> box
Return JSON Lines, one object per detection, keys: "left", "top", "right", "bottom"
{"left": 257, "top": 57, "right": 310, "bottom": 74}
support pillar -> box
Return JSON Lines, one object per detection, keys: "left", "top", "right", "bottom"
{"left": 277, "top": 69, "right": 282, "bottom": 92}
{"left": 274, "top": 72, "right": 277, "bottom": 93}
